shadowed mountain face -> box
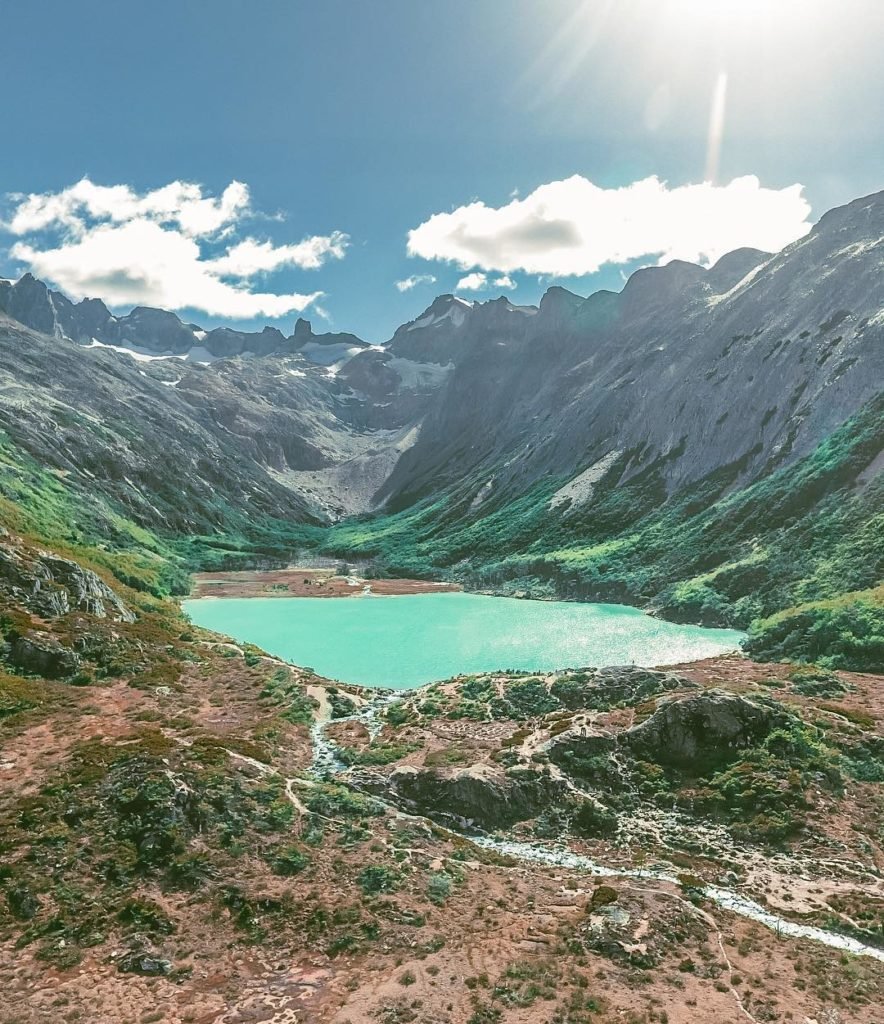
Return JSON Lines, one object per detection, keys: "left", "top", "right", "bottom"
{"left": 378, "top": 194, "right": 884, "bottom": 511}
{"left": 0, "top": 190, "right": 882, "bottom": 537}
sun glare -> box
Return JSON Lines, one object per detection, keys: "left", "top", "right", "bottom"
{"left": 696, "top": 0, "right": 810, "bottom": 24}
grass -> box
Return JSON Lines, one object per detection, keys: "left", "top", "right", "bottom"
{"left": 312, "top": 394, "right": 884, "bottom": 671}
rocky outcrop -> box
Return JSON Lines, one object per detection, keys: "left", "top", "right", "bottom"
{"left": 9, "top": 630, "right": 81, "bottom": 678}
{"left": 549, "top": 690, "right": 789, "bottom": 777}
{"left": 623, "top": 690, "right": 788, "bottom": 771}
{"left": 551, "top": 666, "right": 691, "bottom": 711}
{"left": 0, "top": 542, "right": 135, "bottom": 622}
{"left": 115, "top": 935, "right": 173, "bottom": 976}
{"left": 383, "top": 762, "right": 569, "bottom": 830}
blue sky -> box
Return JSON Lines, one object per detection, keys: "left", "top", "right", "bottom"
{"left": 1, "top": 0, "right": 882, "bottom": 341}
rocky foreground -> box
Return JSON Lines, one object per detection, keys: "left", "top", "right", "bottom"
{"left": 1, "top": 530, "right": 882, "bottom": 1024}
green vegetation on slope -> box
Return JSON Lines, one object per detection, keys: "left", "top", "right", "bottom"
{"left": 0, "top": 428, "right": 322, "bottom": 597}
{"left": 317, "top": 396, "right": 884, "bottom": 670}
{"left": 0, "top": 431, "right": 187, "bottom": 599}
{"left": 1, "top": 381, "right": 880, "bottom": 670}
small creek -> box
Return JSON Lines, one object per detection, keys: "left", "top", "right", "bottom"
{"left": 308, "top": 697, "right": 884, "bottom": 964}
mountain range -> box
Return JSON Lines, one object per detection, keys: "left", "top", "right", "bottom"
{"left": 1, "top": 188, "right": 882, "bottom": 666}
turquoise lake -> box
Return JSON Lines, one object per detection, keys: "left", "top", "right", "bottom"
{"left": 182, "top": 592, "right": 745, "bottom": 689}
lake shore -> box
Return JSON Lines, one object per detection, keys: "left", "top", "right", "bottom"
{"left": 189, "top": 567, "right": 462, "bottom": 599}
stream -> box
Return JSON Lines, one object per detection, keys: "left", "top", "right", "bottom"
{"left": 309, "top": 696, "right": 884, "bottom": 964}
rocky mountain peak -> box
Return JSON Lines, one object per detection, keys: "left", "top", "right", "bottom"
{"left": 292, "top": 317, "right": 314, "bottom": 343}
{"left": 619, "top": 259, "right": 706, "bottom": 315}
{"left": 811, "top": 187, "right": 884, "bottom": 241}
{"left": 538, "top": 285, "right": 583, "bottom": 317}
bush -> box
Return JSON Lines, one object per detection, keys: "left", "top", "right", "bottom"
{"left": 271, "top": 845, "right": 309, "bottom": 876}
{"left": 590, "top": 885, "right": 618, "bottom": 910}
{"left": 426, "top": 871, "right": 452, "bottom": 905}
{"left": 357, "top": 865, "right": 399, "bottom": 895}
{"left": 572, "top": 800, "right": 618, "bottom": 838}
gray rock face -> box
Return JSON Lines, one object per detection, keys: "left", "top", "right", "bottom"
{"left": 385, "top": 762, "right": 569, "bottom": 829}
{"left": 0, "top": 273, "right": 98, "bottom": 339}
{"left": 378, "top": 190, "right": 884, "bottom": 511}
{"left": 0, "top": 543, "right": 135, "bottom": 621}
{"left": 623, "top": 690, "right": 787, "bottom": 771}
{"left": 9, "top": 631, "right": 81, "bottom": 678}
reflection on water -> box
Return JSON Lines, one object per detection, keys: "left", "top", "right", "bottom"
{"left": 184, "top": 591, "right": 745, "bottom": 689}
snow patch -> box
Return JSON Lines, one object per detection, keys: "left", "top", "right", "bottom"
{"left": 301, "top": 341, "right": 363, "bottom": 366}
{"left": 86, "top": 338, "right": 171, "bottom": 363}
{"left": 184, "top": 346, "right": 221, "bottom": 364}
{"left": 406, "top": 297, "right": 473, "bottom": 332}
{"left": 549, "top": 451, "right": 622, "bottom": 511}
{"left": 831, "top": 236, "right": 884, "bottom": 260}
{"left": 469, "top": 477, "right": 495, "bottom": 512}
{"left": 84, "top": 338, "right": 220, "bottom": 365}
{"left": 387, "top": 356, "right": 454, "bottom": 389}
{"left": 706, "top": 259, "right": 771, "bottom": 307}
{"left": 395, "top": 424, "right": 421, "bottom": 452}
{"left": 407, "top": 313, "right": 435, "bottom": 332}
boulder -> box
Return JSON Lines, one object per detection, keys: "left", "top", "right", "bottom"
{"left": 10, "top": 631, "right": 81, "bottom": 678}
{"left": 623, "top": 690, "right": 788, "bottom": 772}
{"left": 116, "top": 934, "right": 173, "bottom": 976}
{"left": 386, "top": 762, "right": 569, "bottom": 830}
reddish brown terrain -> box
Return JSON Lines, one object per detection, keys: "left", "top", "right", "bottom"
{"left": 1, "top": 533, "right": 882, "bottom": 1024}
{"left": 2, "top": 643, "right": 882, "bottom": 1023}
{"left": 190, "top": 568, "right": 462, "bottom": 599}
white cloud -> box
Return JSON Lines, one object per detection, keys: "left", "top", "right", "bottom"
{"left": 207, "top": 232, "right": 349, "bottom": 276}
{"left": 493, "top": 275, "right": 516, "bottom": 289}
{"left": 3, "top": 178, "right": 348, "bottom": 319}
{"left": 456, "top": 272, "right": 488, "bottom": 291}
{"left": 6, "top": 178, "right": 251, "bottom": 238}
{"left": 407, "top": 175, "right": 812, "bottom": 277}
{"left": 395, "top": 273, "right": 436, "bottom": 292}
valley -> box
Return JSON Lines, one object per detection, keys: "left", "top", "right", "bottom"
{"left": 2, "top": 189, "right": 882, "bottom": 670}
{"left": 0, "top": 188, "right": 881, "bottom": 1023}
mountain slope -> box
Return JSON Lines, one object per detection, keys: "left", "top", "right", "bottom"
{"left": 379, "top": 191, "right": 884, "bottom": 511}
{"left": 0, "top": 189, "right": 882, "bottom": 665}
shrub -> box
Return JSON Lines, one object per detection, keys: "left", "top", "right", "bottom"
{"left": 426, "top": 872, "right": 452, "bottom": 905}
{"left": 590, "top": 885, "right": 618, "bottom": 910}
{"left": 572, "top": 800, "right": 618, "bottom": 838}
{"left": 271, "top": 846, "right": 309, "bottom": 876}
{"left": 357, "top": 865, "right": 400, "bottom": 895}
